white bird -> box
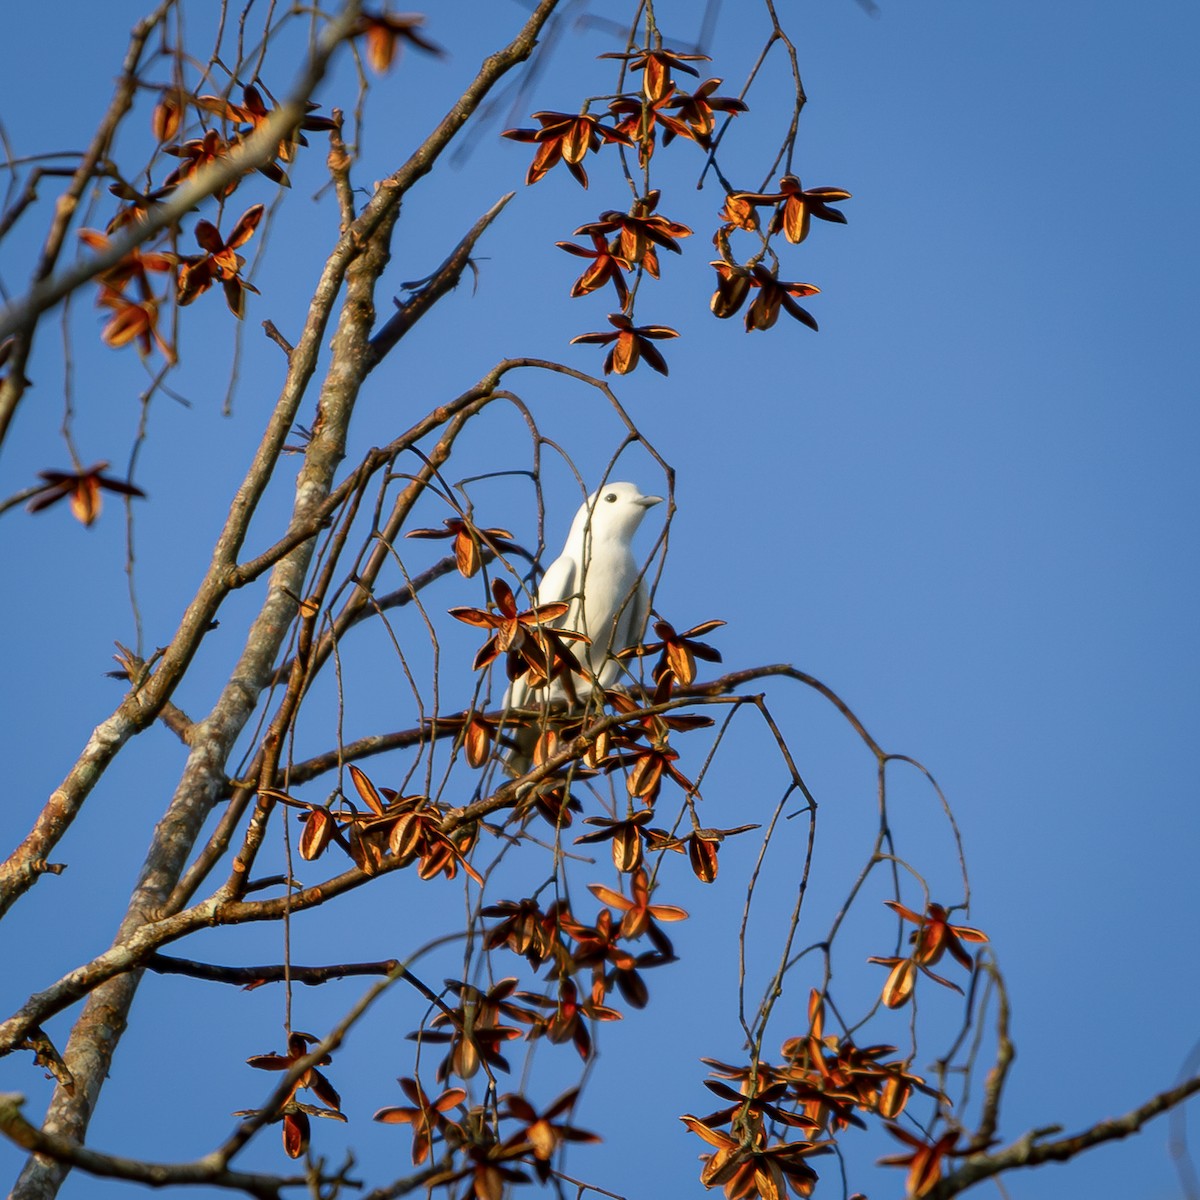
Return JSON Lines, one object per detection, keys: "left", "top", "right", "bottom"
{"left": 504, "top": 482, "right": 664, "bottom": 774}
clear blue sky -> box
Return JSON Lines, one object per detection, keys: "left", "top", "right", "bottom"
{"left": 2, "top": 2, "right": 1197, "bottom": 1198}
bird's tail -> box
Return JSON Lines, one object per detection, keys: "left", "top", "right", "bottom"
{"left": 504, "top": 720, "right": 539, "bottom": 779}
{"left": 502, "top": 675, "right": 601, "bottom": 778}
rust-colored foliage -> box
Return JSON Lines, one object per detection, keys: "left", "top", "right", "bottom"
{"left": 589, "top": 868, "right": 688, "bottom": 942}
{"left": 464, "top": 711, "right": 506, "bottom": 767}
{"left": 196, "top": 83, "right": 338, "bottom": 184}
{"left": 354, "top": 10, "right": 444, "bottom": 73}
{"left": 666, "top": 79, "right": 748, "bottom": 146}
{"left": 570, "top": 312, "right": 680, "bottom": 376}
{"left": 78, "top": 228, "right": 175, "bottom": 295}
{"left": 429, "top": 708, "right": 521, "bottom": 769}
{"left": 410, "top": 978, "right": 533, "bottom": 1083}
{"left": 878, "top": 1125, "right": 964, "bottom": 1198}
{"left": 502, "top": 111, "right": 632, "bottom": 187}
{"left": 0, "top": 8, "right": 1049, "bottom": 1199}
{"left": 97, "top": 288, "right": 175, "bottom": 362}
{"left": 729, "top": 175, "right": 851, "bottom": 245}
{"left": 450, "top": 577, "right": 587, "bottom": 686}
{"left": 680, "top": 1108, "right": 829, "bottom": 1200}
{"left": 297, "top": 805, "right": 336, "bottom": 861}
{"left": 607, "top": 89, "right": 696, "bottom": 167}
{"left": 888, "top": 900, "right": 989, "bottom": 968}
{"left": 869, "top": 900, "right": 988, "bottom": 1008}
{"left": 521, "top": 978, "right": 621, "bottom": 1062}
{"left": 504, "top": 35, "right": 847, "bottom": 362}
{"left": 277, "top": 765, "right": 480, "bottom": 884}
{"left": 406, "top": 516, "right": 517, "bottom": 578}
{"left": 151, "top": 88, "right": 186, "bottom": 143}
{"left": 162, "top": 128, "right": 237, "bottom": 195}
{"left": 26, "top": 463, "right": 145, "bottom": 527}
{"left": 482, "top": 898, "right": 566, "bottom": 969}
{"left": 620, "top": 617, "right": 725, "bottom": 685}
{"left": 105, "top": 180, "right": 174, "bottom": 232}
{"left": 515, "top": 770, "right": 588, "bottom": 830}
{"left": 622, "top": 734, "right": 695, "bottom": 803}
{"left": 556, "top": 233, "right": 633, "bottom": 304}
{"left": 718, "top": 193, "right": 760, "bottom": 232}
{"left": 574, "top": 808, "right": 656, "bottom": 873}
{"left": 654, "top": 821, "right": 756, "bottom": 884}
{"left": 710, "top": 263, "right": 820, "bottom": 332}
{"left": 499, "top": 1089, "right": 599, "bottom": 1180}
{"left": 609, "top": 80, "right": 745, "bottom": 165}
{"left": 607, "top": 675, "right": 715, "bottom": 740}
{"left": 599, "top": 46, "right": 710, "bottom": 103}
{"left": 774, "top": 992, "right": 941, "bottom": 1132}
{"left": 176, "top": 203, "right": 265, "bottom": 317}
{"left": 693, "top": 1076, "right": 822, "bottom": 1138}
{"left": 374, "top": 1077, "right": 466, "bottom": 1164}
{"left": 681, "top": 989, "right": 951, "bottom": 1200}
{"left": 243, "top": 1031, "right": 344, "bottom": 1159}
{"left": 217, "top": 83, "right": 336, "bottom": 142}
{"left": 573, "top": 191, "right": 692, "bottom": 277}
{"left": 454, "top": 1124, "right": 532, "bottom": 1200}
{"left": 556, "top": 906, "right": 640, "bottom": 1004}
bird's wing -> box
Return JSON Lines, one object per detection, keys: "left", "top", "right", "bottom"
{"left": 598, "top": 575, "right": 649, "bottom": 689}
{"left": 503, "top": 551, "right": 577, "bottom": 734}
{"left": 503, "top": 551, "right": 580, "bottom": 775}
{"left": 627, "top": 576, "right": 650, "bottom": 646}
{"left": 533, "top": 550, "right": 577, "bottom": 612}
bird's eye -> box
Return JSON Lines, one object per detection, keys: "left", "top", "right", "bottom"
{"left": 604, "top": 492, "right": 617, "bottom": 503}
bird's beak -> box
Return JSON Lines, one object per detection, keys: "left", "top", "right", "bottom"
{"left": 637, "top": 494, "right": 664, "bottom": 508}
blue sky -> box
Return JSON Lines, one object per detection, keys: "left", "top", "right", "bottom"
{"left": 2, "top": 2, "right": 1198, "bottom": 1198}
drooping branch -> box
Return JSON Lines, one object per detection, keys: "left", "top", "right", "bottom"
{"left": 8, "top": 4, "right": 1177, "bottom": 1195}
{"left": 0, "top": 658, "right": 902, "bottom": 1059}
{"left": 969, "top": 959, "right": 1014, "bottom": 1152}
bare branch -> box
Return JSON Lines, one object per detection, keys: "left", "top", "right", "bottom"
{"left": 146, "top": 952, "right": 402, "bottom": 987}
{"left": 366, "top": 191, "right": 515, "bottom": 367}
{"left": 933, "top": 1073, "right": 1200, "bottom": 1197}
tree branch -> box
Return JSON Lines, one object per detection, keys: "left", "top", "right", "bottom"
{"left": 0, "top": 1094, "right": 303, "bottom": 1199}
{"left": 8, "top": 6, "right": 566, "bottom": 1193}
{"left": 0, "top": 3, "right": 361, "bottom": 347}
{"left": 365, "top": 191, "right": 515, "bottom": 368}
{"left": 146, "top": 952, "right": 402, "bottom": 987}
{"left": 932, "top": 1073, "right": 1200, "bottom": 1197}
{"left": 0, "top": 1, "right": 173, "bottom": 451}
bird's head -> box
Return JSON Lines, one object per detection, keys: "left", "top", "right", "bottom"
{"left": 571, "top": 481, "right": 664, "bottom": 546}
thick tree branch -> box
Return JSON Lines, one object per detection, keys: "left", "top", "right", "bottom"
{"left": 0, "top": 5, "right": 361, "bottom": 924}
{"left": 10, "top": 200, "right": 399, "bottom": 1200}
{"left": 8, "top": 6, "right": 565, "bottom": 1194}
